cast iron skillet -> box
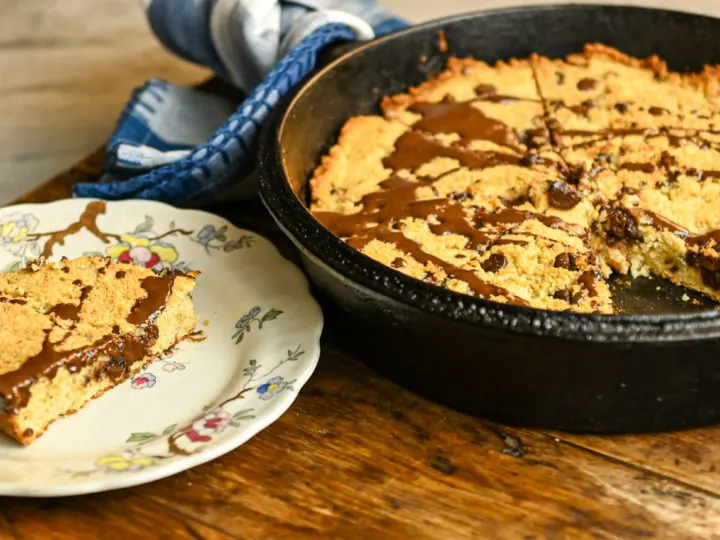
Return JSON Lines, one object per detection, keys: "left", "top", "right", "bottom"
{"left": 259, "top": 4, "right": 720, "bottom": 433}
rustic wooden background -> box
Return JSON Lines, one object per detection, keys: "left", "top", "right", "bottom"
{"left": 1, "top": 0, "right": 719, "bottom": 204}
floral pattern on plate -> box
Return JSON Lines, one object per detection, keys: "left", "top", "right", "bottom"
{"left": 0, "top": 199, "right": 323, "bottom": 497}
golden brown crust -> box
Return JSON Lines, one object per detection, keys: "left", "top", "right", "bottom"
{"left": 381, "top": 57, "right": 535, "bottom": 119}
{"left": 577, "top": 43, "right": 670, "bottom": 77}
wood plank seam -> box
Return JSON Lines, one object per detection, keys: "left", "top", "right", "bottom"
{"left": 551, "top": 436, "right": 720, "bottom": 499}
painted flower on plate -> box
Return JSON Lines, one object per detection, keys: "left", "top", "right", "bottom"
{"left": 162, "top": 362, "right": 185, "bottom": 373}
{"left": 196, "top": 225, "right": 217, "bottom": 247}
{"left": 96, "top": 455, "right": 156, "bottom": 473}
{"left": 0, "top": 213, "right": 39, "bottom": 254}
{"left": 106, "top": 233, "right": 178, "bottom": 270}
{"left": 256, "top": 376, "right": 289, "bottom": 400}
{"left": 131, "top": 373, "right": 156, "bottom": 389}
{"left": 235, "top": 306, "right": 261, "bottom": 331}
{"left": 180, "top": 410, "right": 232, "bottom": 443}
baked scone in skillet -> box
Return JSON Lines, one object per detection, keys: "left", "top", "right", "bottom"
{"left": 310, "top": 44, "right": 720, "bottom": 313}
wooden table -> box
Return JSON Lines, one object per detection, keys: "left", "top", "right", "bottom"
{"left": 4, "top": 1, "right": 720, "bottom": 538}
{"left": 0, "top": 142, "right": 719, "bottom": 540}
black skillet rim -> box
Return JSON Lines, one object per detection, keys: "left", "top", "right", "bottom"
{"left": 258, "top": 3, "right": 720, "bottom": 343}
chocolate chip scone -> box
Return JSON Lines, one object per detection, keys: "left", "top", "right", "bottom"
{"left": 0, "top": 257, "right": 198, "bottom": 445}
{"left": 310, "top": 44, "right": 720, "bottom": 313}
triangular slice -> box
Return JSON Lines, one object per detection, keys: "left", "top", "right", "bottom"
{"left": 0, "top": 257, "right": 198, "bottom": 445}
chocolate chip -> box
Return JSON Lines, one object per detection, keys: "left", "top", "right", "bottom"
{"left": 659, "top": 151, "right": 677, "bottom": 169}
{"left": 555, "top": 71, "right": 565, "bottom": 85}
{"left": 606, "top": 207, "right": 644, "bottom": 244}
{"left": 554, "top": 252, "right": 579, "bottom": 271}
{"left": 686, "top": 251, "right": 720, "bottom": 289}
{"left": 565, "top": 164, "right": 585, "bottom": 186}
{"left": 553, "top": 289, "right": 572, "bottom": 302}
{"left": 577, "top": 78, "right": 598, "bottom": 91}
{"left": 547, "top": 181, "right": 581, "bottom": 210}
{"left": 614, "top": 102, "right": 629, "bottom": 114}
{"left": 481, "top": 253, "right": 507, "bottom": 273}
{"left": 475, "top": 84, "right": 497, "bottom": 96}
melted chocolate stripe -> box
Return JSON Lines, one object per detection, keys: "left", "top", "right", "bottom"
{"left": 0, "top": 273, "right": 180, "bottom": 414}
{"left": 633, "top": 209, "right": 720, "bottom": 250}
{"left": 384, "top": 131, "right": 524, "bottom": 172}
{"left": 48, "top": 286, "right": 92, "bottom": 322}
{"left": 348, "top": 229, "right": 527, "bottom": 305}
{"left": 0, "top": 297, "right": 27, "bottom": 305}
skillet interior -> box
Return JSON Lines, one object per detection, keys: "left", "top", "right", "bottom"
{"left": 260, "top": 4, "right": 720, "bottom": 432}
{"left": 280, "top": 4, "right": 720, "bottom": 318}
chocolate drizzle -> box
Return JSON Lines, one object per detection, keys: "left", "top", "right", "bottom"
{"left": 578, "top": 271, "right": 599, "bottom": 297}
{"left": 688, "top": 229, "right": 720, "bottom": 248}
{"left": 384, "top": 131, "right": 523, "bottom": 172}
{"left": 0, "top": 297, "right": 26, "bottom": 305}
{"left": 128, "top": 275, "right": 177, "bottom": 326}
{"left": 636, "top": 209, "right": 689, "bottom": 239}
{"left": 620, "top": 162, "right": 657, "bottom": 174}
{"left": 0, "top": 272, "right": 180, "bottom": 415}
{"left": 348, "top": 229, "right": 525, "bottom": 303}
{"left": 48, "top": 286, "right": 92, "bottom": 322}
{"left": 312, "top": 63, "right": 720, "bottom": 308}
{"left": 410, "top": 97, "right": 521, "bottom": 150}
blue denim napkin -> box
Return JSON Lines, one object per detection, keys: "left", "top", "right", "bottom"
{"left": 73, "top": 0, "right": 406, "bottom": 204}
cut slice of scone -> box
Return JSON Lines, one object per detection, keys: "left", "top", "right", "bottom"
{"left": 0, "top": 256, "right": 198, "bottom": 445}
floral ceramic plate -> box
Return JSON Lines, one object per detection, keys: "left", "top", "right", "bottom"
{"left": 0, "top": 199, "right": 322, "bottom": 497}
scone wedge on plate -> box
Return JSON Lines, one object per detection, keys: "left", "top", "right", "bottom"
{"left": 0, "top": 257, "right": 198, "bottom": 445}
